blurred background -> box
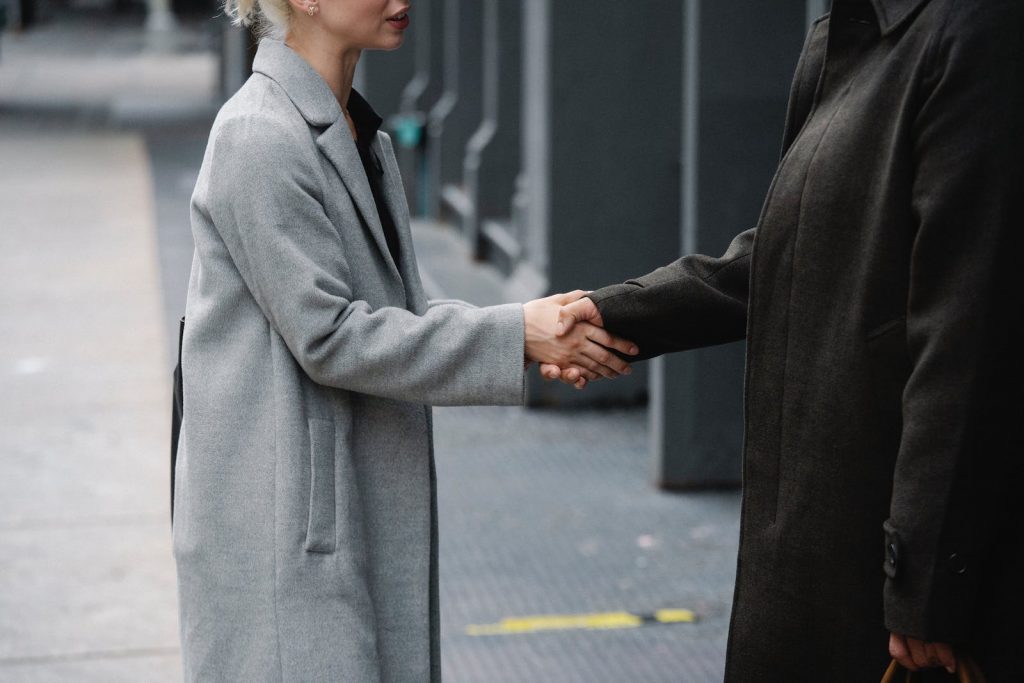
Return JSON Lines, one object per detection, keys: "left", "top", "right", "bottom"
{"left": 0, "top": 1, "right": 827, "bottom": 680}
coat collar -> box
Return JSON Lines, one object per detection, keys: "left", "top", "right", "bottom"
{"left": 251, "top": 38, "right": 405, "bottom": 286}
{"left": 866, "top": 0, "right": 931, "bottom": 36}
{"left": 251, "top": 37, "right": 342, "bottom": 127}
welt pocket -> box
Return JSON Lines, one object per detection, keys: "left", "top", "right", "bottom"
{"left": 866, "top": 317, "right": 906, "bottom": 342}
{"left": 305, "top": 417, "right": 336, "bottom": 554}
{"left": 864, "top": 317, "right": 911, "bottom": 438}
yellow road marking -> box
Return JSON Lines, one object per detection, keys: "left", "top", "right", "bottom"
{"left": 465, "top": 609, "right": 697, "bottom": 636}
{"left": 654, "top": 608, "right": 697, "bottom": 624}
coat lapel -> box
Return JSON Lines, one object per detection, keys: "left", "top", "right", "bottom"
{"left": 316, "top": 124, "right": 402, "bottom": 283}
{"left": 373, "top": 134, "right": 430, "bottom": 312}
{"left": 252, "top": 38, "right": 402, "bottom": 283}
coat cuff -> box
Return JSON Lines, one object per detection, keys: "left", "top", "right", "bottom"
{"left": 589, "top": 283, "right": 642, "bottom": 330}
{"left": 881, "top": 518, "right": 979, "bottom": 643}
{"left": 486, "top": 302, "right": 527, "bottom": 406}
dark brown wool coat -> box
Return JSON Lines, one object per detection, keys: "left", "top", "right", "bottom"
{"left": 590, "top": 0, "right": 1023, "bottom": 680}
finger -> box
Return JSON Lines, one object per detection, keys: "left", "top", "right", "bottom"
{"left": 561, "top": 366, "right": 581, "bottom": 382}
{"left": 934, "top": 643, "right": 956, "bottom": 674}
{"left": 539, "top": 363, "right": 561, "bottom": 380}
{"left": 574, "top": 377, "right": 587, "bottom": 390}
{"left": 571, "top": 354, "right": 612, "bottom": 379}
{"left": 580, "top": 351, "right": 619, "bottom": 379}
{"left": 563, "top": 366, "right": 599, "bottom": 383}
{"left": 889, "top": 634, "right": 917, "bottom": 671}
{"left": 907, "top": 637, "right": 930, "bottom": 670}
{"left": 580, "top": 324, "right": 639, "bottom": 356}
{"left": 582, "top": 341, "right": 631, "bottom": 377}
{"left": 924, "top": 642, "right": 943, "bottom": 668}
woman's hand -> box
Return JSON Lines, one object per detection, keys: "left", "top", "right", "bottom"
{"left": 524, "top": 291, "right": 638, "bottom": 387}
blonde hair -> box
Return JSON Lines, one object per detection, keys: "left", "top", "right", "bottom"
{"left": 224, "top": 0, "right": 291, "bottom": 38}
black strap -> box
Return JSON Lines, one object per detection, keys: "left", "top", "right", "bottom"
{"left": 171, "top": 316, "right": 184, "bottom": 524}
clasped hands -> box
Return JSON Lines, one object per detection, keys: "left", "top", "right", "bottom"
{"left": 523, "top": 291, "right": 635, "bottom": 389}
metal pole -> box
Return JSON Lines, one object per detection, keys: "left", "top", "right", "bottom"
{"left": 520, "top": 0, "right": 550, "bottom": 274}
{"left": 649, "top": 0, "right": 702, "bottom": 486}
{"left": 426, "top": 0, "right": 459, "bottom": 220}
{"left": 145, "top": 0, "right": 178, "bottom": 35}
{"left": 462, "top": 0, "right": 499, "bottom": 254}
{"left": 400, "top": 0, "right": 432, "bottom": 113}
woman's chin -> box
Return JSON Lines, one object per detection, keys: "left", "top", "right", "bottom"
{"left": 379, "top": 35, "right": 406, "bottom": 51}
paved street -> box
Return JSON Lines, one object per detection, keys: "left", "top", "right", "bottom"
{"left": 0, "top": 12, "right": 741, "bottom": 682}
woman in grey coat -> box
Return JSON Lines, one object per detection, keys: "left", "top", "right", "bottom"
{"left": 173, "top": 1, "right": 638, "bottom": 680}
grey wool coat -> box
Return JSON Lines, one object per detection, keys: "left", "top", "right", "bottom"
{"left": 590, "top": 0, "right": 1023, "bottom": 680}
{"left": 173, "top": 38, "right": 526, "bottom": 682}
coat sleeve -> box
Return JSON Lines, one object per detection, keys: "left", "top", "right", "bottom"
{"left": 585, "top": 18, "right": 826, "bottom": 361}
{"left": 587, "top": 228, "right": 754, "bottom": 360}
{"left": 201, "top": 114, "right": 525, "bottom": 407}
{"left": 882, "top": 0, "right": 1024, "bottom": 644}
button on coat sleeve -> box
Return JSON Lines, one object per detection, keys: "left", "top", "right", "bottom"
{"left": 883, "top": 0, "right": 1024, "bottom": 644}
{"left": 201, "top": 115, "right": 526, "bottom": 406}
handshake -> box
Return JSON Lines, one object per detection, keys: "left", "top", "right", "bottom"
{"left": 522, "top": 290, "right": 638, "bottom": 390}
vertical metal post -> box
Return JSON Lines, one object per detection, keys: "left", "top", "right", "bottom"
{"left": 400, "top": 0, "right": 432, "bottom": 113}
{"left": 647, "top": 0, "right": 807, "bottom": 486}
{"left": 520, "top": 0, "right": 551, "bottom": 275}
{"left": 145, "top": 0, "right": 178, "bottom": 35}
{"left": 426, "top": 0, "right": 460, "bottom": 220}
{"left": 649, "top": 0, "right": 702, "bottom": 485}
{"left": 462, "top": 0, "right": 499, "bottom": 255}
{"left": 220, "top": 23, "right": 255, "bottom": 100}
{"left": 5, "top": 0, "right": 22, "bottom": 33}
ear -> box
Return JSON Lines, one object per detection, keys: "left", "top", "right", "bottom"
{"left": 286, "top": 0, "right": 311, "bottom": 17}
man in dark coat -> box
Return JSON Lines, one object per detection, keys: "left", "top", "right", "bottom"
{"left": 550, "top": 0, "right": 1023, "bottom": 679}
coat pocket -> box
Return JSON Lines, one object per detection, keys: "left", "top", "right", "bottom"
{"left": 305, "top": 418, "right": 336, "bottom": 553}
{"left": 865, "top": 317, "right": 913, "bottom": 441}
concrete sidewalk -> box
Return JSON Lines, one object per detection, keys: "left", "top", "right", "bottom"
{"left": 0, "top": 125, "right": 181, "bottom": 680}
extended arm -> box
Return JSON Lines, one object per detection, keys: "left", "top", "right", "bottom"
{"left": 203, "top": 116, "right": 633, "bottom": 405}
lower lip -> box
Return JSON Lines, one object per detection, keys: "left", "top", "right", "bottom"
{"left": 387, "top": 15, "right": 409, "bottom": 30}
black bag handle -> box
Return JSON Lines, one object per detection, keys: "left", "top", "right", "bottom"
{"left": 171, "top": 316, "right": 185, "bottom": 524}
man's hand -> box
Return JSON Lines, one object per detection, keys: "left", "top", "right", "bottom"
{"left": 524, "top": 291, "right": 638, "bottom": 385}
{"left": 889, "top": 633, "right": 956, "bottom": 674}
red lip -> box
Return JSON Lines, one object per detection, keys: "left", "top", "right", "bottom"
{"left": 387, "top": 7, "right": 410, "bottom": 30}
{"left": 387, "top": 14, "right": 410, "bottom": 30}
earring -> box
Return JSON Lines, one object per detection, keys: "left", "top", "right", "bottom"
{"left": 306, "top": 1, "right": 318, "bottom": 15}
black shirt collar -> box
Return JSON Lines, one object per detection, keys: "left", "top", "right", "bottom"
{"left": 347, "top": 89, "right": 383, "bottom": 148}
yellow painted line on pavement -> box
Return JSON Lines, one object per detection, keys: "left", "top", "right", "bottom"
{"left": 465, "top": 608, "right": 697, "bottom": 636}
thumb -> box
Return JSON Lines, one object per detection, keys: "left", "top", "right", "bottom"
{"left": 556, "top": 297, "right": 600, "bottom": 336}
{"left": 556, "top": 302, "right": 581, "bottom": 337}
